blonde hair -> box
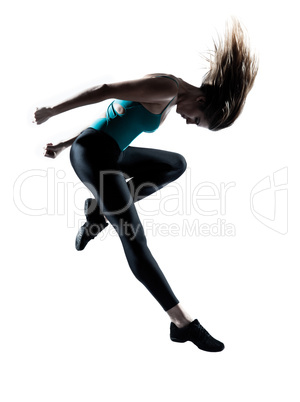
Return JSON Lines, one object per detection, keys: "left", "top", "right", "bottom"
{"left": 200, "top": 17, "right": 259, "bottom": 131}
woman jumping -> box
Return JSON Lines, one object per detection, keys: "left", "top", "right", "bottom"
{"left": 34, "top": 18, "right": 258, "bottom": 353}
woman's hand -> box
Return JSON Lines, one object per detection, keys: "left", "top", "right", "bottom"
{"left": 43, "top": 142, "right": 65, "bottom": 159}
{"left": 33, "top": 107, "right": 54, "bottom": 125}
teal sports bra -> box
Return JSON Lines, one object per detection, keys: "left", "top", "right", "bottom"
{"left": 89, "top": 76, "right": 179, "bottom": 151}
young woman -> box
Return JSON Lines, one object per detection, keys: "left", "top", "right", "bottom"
{"left": 34, "top": 18, "right": 258, "bottom": 353}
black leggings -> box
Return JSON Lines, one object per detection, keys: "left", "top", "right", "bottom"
{"left": 70, "top": 128, "right": 187, "bottom": 311}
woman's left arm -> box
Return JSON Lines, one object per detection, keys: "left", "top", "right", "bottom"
{"left": 43, "top": 132, "right": 81, "bottom": 158}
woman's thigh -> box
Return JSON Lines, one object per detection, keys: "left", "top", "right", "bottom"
{"left": 117, "top": 146, "right": 187, "bottom": 200}
{"left": 118, "top": 146, "right": 187, "bottom": 178}
{"left": 70, "top": 136, "right": 142, "bottom": 234}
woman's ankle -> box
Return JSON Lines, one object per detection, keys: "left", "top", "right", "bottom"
{"left": 166, "top": 303, "right": 193, "bottom": 328}
{"left": 172, "top": 318, "right": 193, "bottom": 329}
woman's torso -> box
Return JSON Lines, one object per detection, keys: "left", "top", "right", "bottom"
{"left": 89, "top": 74, "right": 179, "bottom": 151}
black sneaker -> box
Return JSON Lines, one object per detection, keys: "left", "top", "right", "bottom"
{"left": 170, "top": 319, "right": 224, "bottom": 352}
{"left": 75, "top": 198, "right": 108, "bottom": 251}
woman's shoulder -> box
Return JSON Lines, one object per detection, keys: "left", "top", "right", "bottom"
{"left": 144, "top": 73, "right": 180, "bottom": 85}
{"left": 137, "top": 74, "right": 179, "bottom": 114}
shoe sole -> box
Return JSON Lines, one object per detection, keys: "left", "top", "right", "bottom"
{"left": 75, "top": 219, "right": 108, "bottom": 252}
{"left": 170, "top": 336, "right": 224, "bottom": 352}
{"left": 84, "top": 198, "right": 94, "bottom": 219}
{"left": 75, "top": 225, "right": 90, "bottom": 251}
{"left": 170, "top": 337, "right": 187, "bottom": 343}
{"left": 75, "top": 199, "right": 99, "bottom": 251}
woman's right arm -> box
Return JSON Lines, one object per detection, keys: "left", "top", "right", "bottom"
{"left": 34, "top": 76, "right": 178, "bottom": 124}
{"left": 34, "top": 83, "right": 109, "bottom": 124}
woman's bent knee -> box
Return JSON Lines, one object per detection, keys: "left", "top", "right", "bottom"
{"left": 172, "top": 153, "right": 187, "bottom": 178}
{"left": 177, "top": 153, "right": 187, "bottom": 173}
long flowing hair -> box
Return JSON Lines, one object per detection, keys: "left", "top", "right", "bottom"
{"left": 200, "top": 17, "right": 259, "bottom": 131}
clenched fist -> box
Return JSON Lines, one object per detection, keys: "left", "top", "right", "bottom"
{"left": 43, "top": 142, "right": 65, "bottom": 159}
{"left": 33, "top": 107, "right": 54, "bottom": 125}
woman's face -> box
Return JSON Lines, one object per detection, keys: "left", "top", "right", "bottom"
{"left": 176, "top": 96, "right": 209, "bottom": 129}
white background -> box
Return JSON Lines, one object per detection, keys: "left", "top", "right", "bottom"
{"left": 1, "top": 0, "right": 299, "bottom": 401}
